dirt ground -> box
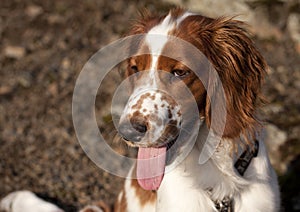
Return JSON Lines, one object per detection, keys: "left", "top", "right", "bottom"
{"left": 0, "top": 0, "right": 299, "bottom": 211}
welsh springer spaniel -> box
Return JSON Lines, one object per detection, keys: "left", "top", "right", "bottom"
{"left": 114, "top": 8, "right": 280, "bottom": 212}
{"left": 0, "top": 8, "right": 280, "bottom": 212}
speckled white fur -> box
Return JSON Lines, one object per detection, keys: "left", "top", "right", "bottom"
{"left": 121, "top": 88, "right": 181, "bottom": 145}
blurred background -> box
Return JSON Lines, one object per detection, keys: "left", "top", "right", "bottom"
{"left": 0, "top": 0, "right": 299, "bottom": 211}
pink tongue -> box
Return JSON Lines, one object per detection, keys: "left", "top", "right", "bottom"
{"left": 137, "top": 147, "right": 167, "bottom": 190}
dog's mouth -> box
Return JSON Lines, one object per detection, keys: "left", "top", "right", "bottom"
{"left": 135, "top": 136, "right": 177, "bottom": 191}
{"left": 122, "top": 134, "right": 178, "bottom": 191}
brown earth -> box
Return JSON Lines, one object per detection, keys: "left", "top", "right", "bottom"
{"left": 0, "top": 0, "right": 299, "bottom": 211}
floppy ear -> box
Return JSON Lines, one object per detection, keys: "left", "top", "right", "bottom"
{"left": 198, "top": 17, "right": 267, "bottom": 140}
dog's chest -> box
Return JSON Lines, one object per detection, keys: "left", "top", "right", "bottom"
{"left": 156, "top": 148, "right": 219, "bottom": 212}
{"left": 157, "top": 172, "right": 216, "bottom": 211}
{"left": 156, "top": 144, "right": 244, "bottom": 212}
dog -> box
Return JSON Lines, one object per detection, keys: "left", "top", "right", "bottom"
{"left": 114, "top": 8, "right": 280, "bottom": 212}
{"left": 0, "top": 7, "right": 280, "bottom": 212}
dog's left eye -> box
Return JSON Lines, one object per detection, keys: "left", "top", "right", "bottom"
{"left": 172, "top": 69, "right": 190, "bottom": 78}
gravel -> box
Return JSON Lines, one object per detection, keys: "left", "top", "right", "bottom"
{"left": 0, "top": 0, "right": 299, "bottom": 211}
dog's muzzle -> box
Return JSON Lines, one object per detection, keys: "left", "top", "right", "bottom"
{"left": 118, "top": 89, "right": 182, "bottom": 147}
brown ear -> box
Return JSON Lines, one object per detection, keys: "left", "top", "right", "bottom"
{"left": 198, "top": 17, "right": 266, "bottom": 139}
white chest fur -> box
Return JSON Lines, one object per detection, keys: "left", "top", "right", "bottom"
{"left": 155, "top": 137, "right": 280, "bottom": 212}
{"left": 157, "top": 147, "right": 216, "bottom": 212}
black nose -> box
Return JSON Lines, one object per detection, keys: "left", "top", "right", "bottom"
{"left": 118, "top": 119, "right": 147, "bottom": 142}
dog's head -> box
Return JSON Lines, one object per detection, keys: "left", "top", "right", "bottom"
{"left": 118, "top": 8, "right": 266, "bottom": 190}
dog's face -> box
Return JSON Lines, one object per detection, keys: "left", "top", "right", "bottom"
{"left": 118, "top": 55, "right": 205, "bottom": 149}
{"left": 118, "top": 12, "right": 207, "bottom": 150}
{"left": 117, "top": 8, "right": 266, "bottom": 190}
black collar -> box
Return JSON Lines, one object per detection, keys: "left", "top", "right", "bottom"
{"left": 234, "top": 140, "right": 259, "bottom": 176}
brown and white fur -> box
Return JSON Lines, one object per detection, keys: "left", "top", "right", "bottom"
{"left": 114, "top": 8, "right": 280, "bottom": 212}
{"left": 0, "top": 8, "right": 280, "bottom": 212}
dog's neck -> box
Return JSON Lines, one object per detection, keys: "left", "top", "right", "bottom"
{"left": 157, "top": 125, "right": 250, "bottom": 211}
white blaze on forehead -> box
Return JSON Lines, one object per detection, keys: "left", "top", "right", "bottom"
{"left": 146, "top": 14, "right": 172, "bottom": 68}
{"left": 145, "top": 11, "right": 194, "bottom": 72}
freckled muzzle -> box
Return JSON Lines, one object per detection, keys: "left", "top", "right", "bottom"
{"left": 118, "top": 89, "right": 182, "bottom": 147}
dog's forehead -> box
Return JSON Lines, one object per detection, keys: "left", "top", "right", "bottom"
{"left": 144, "top": 11, "right": 194, "bottom": 71}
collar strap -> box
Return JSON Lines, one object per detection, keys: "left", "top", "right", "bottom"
{"left": 234, "top": 140, "right": 259, "bottom": 176}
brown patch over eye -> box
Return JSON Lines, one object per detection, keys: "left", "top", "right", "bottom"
{"left": 126, "top": 54, "right": 151, "bottom": 77}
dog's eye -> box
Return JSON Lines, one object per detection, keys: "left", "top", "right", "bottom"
{"left": 172, "top": 69, "right": 190, "bottom": 78}
{"left": 130, "top": 65, "right": 138, "bottom": 73}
